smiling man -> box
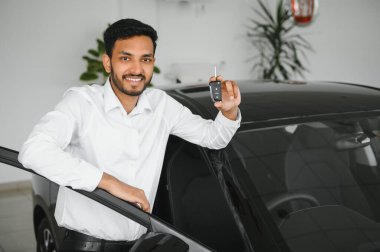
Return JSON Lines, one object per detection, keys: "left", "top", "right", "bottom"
{"left": 105, "top": 35, "right": 155, "bottom": 108}
{"left": 19, "top": 19, "right": 241, "bottom": 251}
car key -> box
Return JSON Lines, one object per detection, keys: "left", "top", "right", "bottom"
{"left": 209, "top": 66, "right": 222, "bottom": 102}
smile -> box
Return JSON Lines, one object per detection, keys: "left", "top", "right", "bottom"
{"left": 125, "top": 77, "right": 143, "bottom": 82}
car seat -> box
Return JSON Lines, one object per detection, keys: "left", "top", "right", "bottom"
{"left": 283, "top": 124, "right": 374, "bottom": 219}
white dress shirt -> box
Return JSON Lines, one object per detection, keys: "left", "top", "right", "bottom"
{"left": 19, "top": 79, "right": 241, "bottom": 241}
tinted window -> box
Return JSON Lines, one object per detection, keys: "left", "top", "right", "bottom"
{"left": 229, "top": 117, "right": 380, "bottom": 252}
{"left": 165, "top": 139, "right": 246, "bottom": 252}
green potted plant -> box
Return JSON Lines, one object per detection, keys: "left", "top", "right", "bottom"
{"left": 80, "top": 38, "right": 108, "bottom": 83}
{"left": 247, "top": 0, "right": 313, "bottom": 81}
{"left": 80, "top": 28, "right": 160, "bottom": 85}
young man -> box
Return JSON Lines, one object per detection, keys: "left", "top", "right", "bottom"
{"left": 19, "top": 19, "right": 241, "bottom": 250}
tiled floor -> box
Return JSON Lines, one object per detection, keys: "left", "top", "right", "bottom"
{"left": 0, "top": 187, "right": 35, "bottom": 252}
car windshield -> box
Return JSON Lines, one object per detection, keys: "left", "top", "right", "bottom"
{"left": 229, "top": 116, "right": 380, "bottom": 252}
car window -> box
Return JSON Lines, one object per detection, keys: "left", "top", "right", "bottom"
{"left": 164, "top": 138, "right": 246, "bottom": 252}
{"left": 228, "top": 116, "right": 380, "bottom": 252}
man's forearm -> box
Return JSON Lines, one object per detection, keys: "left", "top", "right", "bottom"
{"left": 19, "top": 137, "right": 102, "bottom": 191}
{"left": 98, "top": 172, "right": 115, "bottom": 191}
{"left": 98, "top": 172, "right": 151, "bottom": 212}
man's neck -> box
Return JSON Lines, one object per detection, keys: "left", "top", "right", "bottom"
{"left": 110, "top": 82, "right": 139, "bottom": 114}
{"left": 120, "top": 96, "right": 139, "bottom": 114}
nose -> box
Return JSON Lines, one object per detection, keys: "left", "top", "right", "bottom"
{"left": 129, "top": 60, "right": 143, "bottom": 75}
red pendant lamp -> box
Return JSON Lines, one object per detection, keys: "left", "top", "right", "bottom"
{"left": 290, "top": 0, "right": 318, "bottom": 24}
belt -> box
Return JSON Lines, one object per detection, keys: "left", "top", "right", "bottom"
{"left": 59, "top": 229, "right": 135, "bottom": 252}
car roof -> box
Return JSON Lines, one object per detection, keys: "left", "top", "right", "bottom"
{"left": 164, "top": 80, "right": 380, "bottom": 128}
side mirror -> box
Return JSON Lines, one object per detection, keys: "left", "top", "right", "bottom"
{"left": 130, "top": 232, "right": 189, "bottom": 252}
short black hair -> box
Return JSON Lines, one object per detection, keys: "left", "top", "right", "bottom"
{"left": 103, "top": 18, "right": 158, "bottom": 57}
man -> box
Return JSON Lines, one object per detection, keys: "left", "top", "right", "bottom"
{"left": 19, "top": 19, "right": 241, "bottom": 250}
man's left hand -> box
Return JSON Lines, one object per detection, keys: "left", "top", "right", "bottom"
{"left": 209, "top": 75, "right": 241, "bottom": 121}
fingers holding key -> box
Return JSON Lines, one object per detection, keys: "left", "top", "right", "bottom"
{"left": 231, "top": 81, "right": 241, "bottom": 104}
{"left": 224, "top": 80, "right": 234, "bottom": 99}
{"left": 209, "top": 76, "right": 240, "bottom": 106}
{"left": 209, "top": 75, "right": 224, "bottom": 83}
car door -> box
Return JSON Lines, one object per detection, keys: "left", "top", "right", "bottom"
{"left": 160, "top": 136, "right": 249, "bottom": 252}
{"left": 0, "top": 146, "right": 215, "bottom": 252}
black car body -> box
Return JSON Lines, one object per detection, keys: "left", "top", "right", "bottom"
{"left": 2, "top": 80, "right": 380, "bottom": 251}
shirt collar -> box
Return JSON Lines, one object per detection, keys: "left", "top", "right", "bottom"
{"left": 131, "top": 90, "right": 152, "bottom": 116}
{"left": 103, "top": 78, "right": 152, "bottom": 115}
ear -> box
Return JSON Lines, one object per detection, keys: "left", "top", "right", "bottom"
{"left": 102, "top": 54, "right": 111, "bottom": 74}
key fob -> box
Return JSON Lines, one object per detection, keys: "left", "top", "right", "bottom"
{"left": 209, "top": 80, "right": 222, "bottom": 102}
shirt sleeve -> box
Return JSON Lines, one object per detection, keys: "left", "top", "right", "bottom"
{"left": 18, "top": 90, "right": 103, "bottom": 191}
{"left": 165, "top": 95, "right": 241, "bottom": 149}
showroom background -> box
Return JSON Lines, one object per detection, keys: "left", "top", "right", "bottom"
{"left": 1, "top": 0, "right": 380, "bottom": 184}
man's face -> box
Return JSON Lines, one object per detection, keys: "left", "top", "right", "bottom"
{"left": 103, "top": 35, "right": 155, "bottom": 97}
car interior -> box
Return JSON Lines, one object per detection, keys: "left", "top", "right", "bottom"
{"left": 227, "top": 117, "right": 380, "bottom": 252}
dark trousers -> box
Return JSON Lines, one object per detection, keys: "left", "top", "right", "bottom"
{"left": 59, "top": 229, "right": 135, "bottom": 252}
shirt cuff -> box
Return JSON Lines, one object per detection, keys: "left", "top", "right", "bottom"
{"left": 216, "top": 109, "right": 241, "bottom": 128}
{"left": 76, "top": 161, "right": 103, "bottom": 191}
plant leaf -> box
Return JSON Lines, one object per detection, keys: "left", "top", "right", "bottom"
{"left": 96, "top": 39, "right": 105, "bottom": 54}
{"left": 257, "top": 0, "right": 275, "bottom": 25}
{"left": 154, "top": 65, "right": 161, "bottom": 74}
{"left": 82, "top": 56, "right": 101, "bottom": 63}
{"left": 253, "top": 9, "right": 274, "bottom": 25}
{"left": 88, "top": 49, "right": 100, "bottom": 58}
{"left": 80, "top": 72, "right": 98, "bottom": 81}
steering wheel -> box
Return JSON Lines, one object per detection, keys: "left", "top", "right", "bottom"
{"left": 266, "top": 192, "right": 320, "bottom": 212}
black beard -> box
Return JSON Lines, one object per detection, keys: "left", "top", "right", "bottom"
{"left": 110, "top": 69, "right": 152, "bottom": 97}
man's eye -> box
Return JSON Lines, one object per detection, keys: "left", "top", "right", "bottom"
{"left": 143, "top": 58, "right": 152, "bottom": 62}
{"left": 121, "top": 57, "right": 130, "bottom": 61}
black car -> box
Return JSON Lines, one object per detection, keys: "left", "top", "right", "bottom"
{"left": 2, "top": 80, "right": 380, "bottom": 252}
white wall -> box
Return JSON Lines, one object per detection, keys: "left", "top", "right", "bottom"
{"left": 154, "top": 0, "right": 252, "bottom": 84}
{"left": 302, "top": 0, "right": 380, "bottom": 86}
{"left": 1, "top": 0, "right": 380, "bottom": 184}
{"left": 0, "top": 0, "right": 121, "bottom": 183}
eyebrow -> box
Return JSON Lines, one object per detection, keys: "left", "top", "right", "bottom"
{"left": 119, "top": 51, "right": 153, "bottom": 57}
{"left": 119, "top": 51, "right": 132, "bottom": 56}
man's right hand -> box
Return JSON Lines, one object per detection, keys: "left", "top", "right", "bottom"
{"left": 98, "top": 172, "right": 150, "bottom": 212}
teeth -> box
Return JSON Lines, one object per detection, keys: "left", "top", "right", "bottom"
{"left": 125, "top": 77, "right": 142, "bottom": 82}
